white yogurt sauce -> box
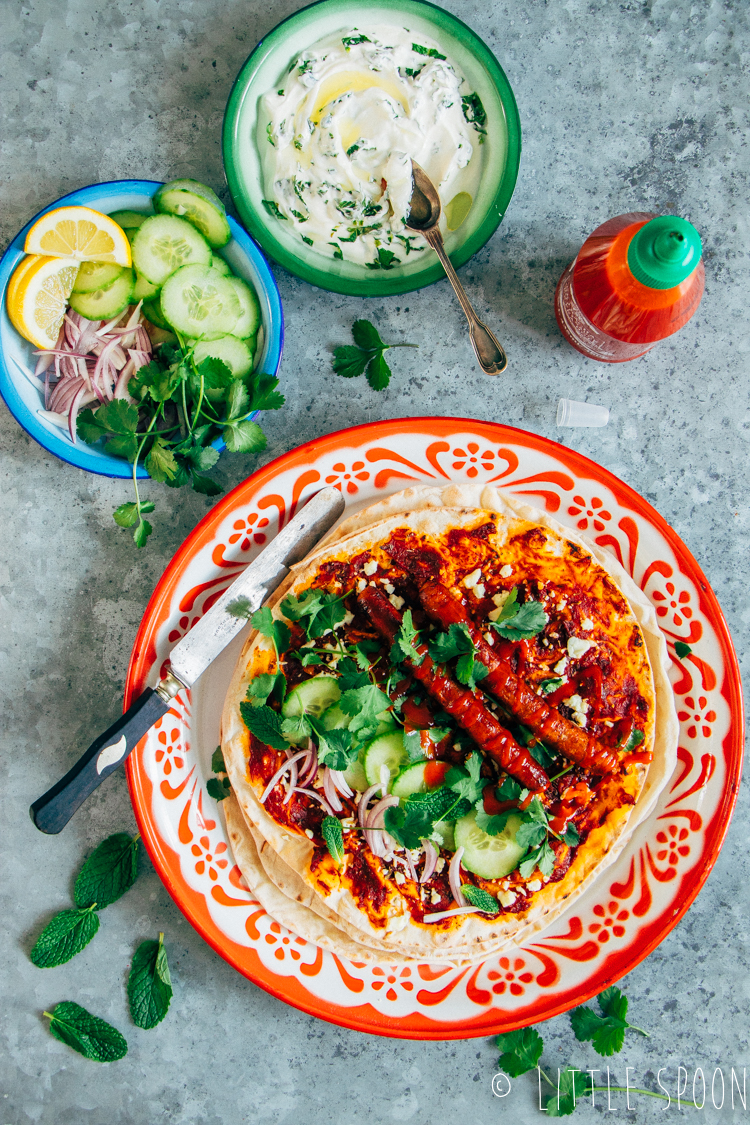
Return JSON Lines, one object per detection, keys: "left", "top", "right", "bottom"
{"left": 259, "top": 26, "right": 486, "bottom": 267}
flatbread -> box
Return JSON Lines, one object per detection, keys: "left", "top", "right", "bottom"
{"left": 222, "top": 485, "right": 678, "bottom": 959}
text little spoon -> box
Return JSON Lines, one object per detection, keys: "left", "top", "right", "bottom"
{"left": 406, "top": 161, "right": 507, "bottom": 375}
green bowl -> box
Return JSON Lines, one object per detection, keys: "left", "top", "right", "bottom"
{"left": 222, "top": 0, "right": 521, "bottom": 296}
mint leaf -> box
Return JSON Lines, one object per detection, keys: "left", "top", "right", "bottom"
{"left": 44, "top": 1001, "right": 127, "bottom": 1062}
{"left": 462, "top": 885, "right": 499, "bottom": 914}
{"left": 351, "top": 319, "right": 384, "bottom": 351}
{"left": 262, "top": 199, "right": 285, "bottom": 219}
{"left": 412, "top": 42, "right": 446, "bottom": 59}
{"left": 496, "top": 1027, "right": 544, "bottom": 1077}
{"left": 332, "top": 345, "right": 369, "bottom": 379}
{"left": 74, "top": 832, "right": 140, "bottom": 910}
{"left": 30, "top": 906, "right": 99, "bottom": 967}
{"left": 546, "top": 1067, "right": 589, "bottom": 1116}
{"left": 127, "top": 933, "right": 173, "bottom": 1029}
{"left": 674, "top": 641, "right": 692, "bottom": 658}
{"left": 321, "top": 816, "right": 345, "bottom": 865}
{"left": 366, "top": 247, "right": 400, "bottom": 270}
{"left": 342, "top": 33, "right": 370, "bottom": 48}
{"left": 390, "top": 608, "right": 424, "bottom": 665}
{"left": 239, "top": 702, "right": 289, "bottom": 750}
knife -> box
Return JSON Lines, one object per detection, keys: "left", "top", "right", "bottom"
{"left": 30, "top": 486, "right": 345, "bottom": 834}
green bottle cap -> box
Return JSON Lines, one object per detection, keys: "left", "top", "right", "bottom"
{"left": 627, "top": 216, "right": 702, "bottom": 289}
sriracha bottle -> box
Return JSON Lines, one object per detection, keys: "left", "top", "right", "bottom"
{"left": 554, "top": 213, "right": 704, "bottom": 362}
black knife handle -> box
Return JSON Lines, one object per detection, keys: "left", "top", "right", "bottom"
{"left": 30, "top": 688, "right": 171, "bottom": 834}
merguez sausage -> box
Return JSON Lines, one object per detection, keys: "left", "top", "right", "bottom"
{"left": 358, "top": 586, "right": 549, "bottom": 792}
{"left": 417, "top": 580, "right": 620, "bottom": 775}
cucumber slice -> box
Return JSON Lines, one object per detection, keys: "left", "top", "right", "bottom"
{"left": 68, "top": 269, "right": 134, "bottom": 320}
{"left": 343, "top": 752, "right": 368, "bottom": 793}
{"left": 391, "top": 761, "right": 430, "bottom": 799}
{"left": 282, "top": 676, "right": 341, "bottom": 719}
{"left": 227, "top": 276, "right": 261, "bottom": 339}
{"left": 142, "top": 298, "right": 170, "bottom": 330}
{"left": 160, "top": 264, "right": 240, "bottom": 339}
{"left": 211, "top": 254, "right": 231, "bottom": 276}
{"left": 363, "top": 732, "right": 408, "bottom": 788}
{"left": 133, "top": 272, "right": 160, "bottom": 301}
{"left": 193, "top": 335, "right": 253, "bottom": 379}
{"left": 72, "top": 261, "right": 125, "bottom": 294}
{"left": 109, "top": 209, "right": 151, "bottom": 231}
{"left": 131, "top": 214, "right": 211, "bottom": 286}
{"left": 432, "top": 820, "right": 455, "bottom": 851}
{"left": 454, "top": 810, "right": 524, "bottom": 879}
{"left": 155, "top": 180, "right": 231, "bottom": 249}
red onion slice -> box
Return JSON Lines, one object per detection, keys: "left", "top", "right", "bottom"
{"left": 405, "top": 849, "right": 419, "bottom": 883}
{"left": 260, "top": 750, "right": 309, "bottom": 804}
{"left": 420, "top": 840, "right": 438, "bottom": 884}
{"left": 298, "top": 739, "right": 318, "bottom": 786}
{"left": 449, "top": 846, "right": 467, "bottom": 907}
{"left": 366, "top": 794, "right": 399, "bottom": 829}
{"left": 292, "top": 787, "right": 334, "bottom": 816}
{"left": 330, "top": 769, "right": 353, "bottom": 798}
{"left": 322, "top": 767, "right": 343, "bottom": 813}
{"left": 422, "top": 906, "right": 482, "bottom": 923}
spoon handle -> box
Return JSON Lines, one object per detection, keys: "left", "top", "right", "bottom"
{"left": 423, "top": 228, "right": 507, "bottom": 375}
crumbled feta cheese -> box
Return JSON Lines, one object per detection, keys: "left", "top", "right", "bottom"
{"left": 343, "top": 610, "right": 354, "bottom": 625}
{"left": 500, "top": 564, "right": 513, "bottom": 578}
{"left": 357, "top": 577, "right": 367, "bottom": 593}
{"left": 488, "top": 607, "right": 502, "bottom": 622}
{"left": 527, "top": 879, "right": 542, "bottom": 893}
{"left": 492, "top": 590, "right": 510, "bottom": 608}
{"left": 553, "top": 656, "right": 568, "bottom": 674}
{"left": 581, "top": 617, "right": 594, "bottom": 631}
{"left": 473, "top": 583, "right": 485, "bottom": 598}
{"left": 463, "top": 567, "right": 483, "bottom": 589}
{"left": 498, "top": 889, "right": 517, "bottom": 907}
{"left": 564, "top": 693, "right": 590, "bottom": 727}
{"left": 435, "top": 857, "right": 446, "bottom": 874}
{"left": 556, "top": 600, "right": 567, "bottom": 612}
{"left": 567, "top": 636, "right": 594, "bottom": 659}
{"left": 383, "top": 581, "right": 395, "bottom": 594}
{"left": 341, "top": 817, "right": 356, "bottom": 828}
{"left": 430, "top": 889, "right": 442, "bottom": 905}
{"left": 394, "top": 871, "right": 405, "bottom": 885}
{"left": 389, "top": 594, "right": 405, "bottom": 610}
{"left": 305, "top": 828, "right": 314, "bottom": 839}
{"left": 483, "top": 631, "right": 494, "bottom": 645}
{"left": 386, "top": 914, "right": 408, "bottom": 933}
{"left": 363, "top": 558, "right": 378, "bottom": 576}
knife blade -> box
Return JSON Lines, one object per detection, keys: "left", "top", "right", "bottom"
{"left": 30, "top": 485, "right": 345, "bottom": 834}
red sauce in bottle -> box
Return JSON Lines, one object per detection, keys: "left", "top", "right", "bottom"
{"left": 555, "top": 212, "right": 705, "bottom": 363}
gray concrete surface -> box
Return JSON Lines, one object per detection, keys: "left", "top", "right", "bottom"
{"left": 1, "top": 0, "right": 748, "bottom": 1121}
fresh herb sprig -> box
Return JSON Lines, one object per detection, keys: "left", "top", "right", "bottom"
{"left": 427, "top": 622, "right": 489, "bottom": 689}
{"left": 494, "top": 987, "right": 683, "bottom": 1116}
{"left": 490, "top": 586, "right": 548, "bottom": 640}
{"left": 128, "top": 932, "right": 173, "bottom": 1029}
{"left": 44, "top": 1001, "right": 128, "bottom": 1063}
{"left": 207, "top": 746, "right": 231, "bottom": 802}
{"left": 78, "top": 341, "right": 284, "bottom": 547}
{"left": 332, "top": 319, "right": 418, "bottom": 390}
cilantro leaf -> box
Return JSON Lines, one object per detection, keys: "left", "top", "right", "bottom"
{"left": 352, "top": 319, "right": 384, "bottom": 350}
{"left": 674, "top": 641, "right": 692, "bottom": 658}
{"left": 321, "top": 816, "right": 345, "bottom": 865}
{"left": 197, "top": 356, "right": 233, "bottom": 390}
{"left": 74, "top": 833, "right": 139, "bottom": 910}
{"left": 281, "top": 712, "right": 313, "bottom": 743}
{"left": 497, "top": 776, "right": 523, "bottom": 801}
{"left": 77, "top": 400, "right": 139, "bottom": 458}
{"left": 490, "top": 587, "right": 548, "bottom": 640}
{"left": 496, "top": 1027, "right": 544, "bottom": 1077}
{"left": 338, "top": 683, "right": 392, "bottom": 739}
{"left": 515, "top": 820, "right": 547, "bottom": 850}
{"left": 570, "top": 1007, "right": 627, "bottom": 1057}
{"left": 546, "top": 1067, "right": 589, "bottom": 1116}
{"left": 383, "top": 802, "right": 433, "bottom": 850}
{"left": 281, "top": 588, "right": 348, "bottom": 639}
{"left": 366, "top": 247, "right": 400, "bottom": 270}
{"left": 30, "top": 907, "right": 99, "bottom": 967}
{"left": 390, "top": 608, "right": 424, "bottom": 665}
{"left": 336, "top": 657, "right": 370, "bottom": 692}
{"left": 44, "top": 1001, "right": 127, "bottom": 1062}
{"left": 562, "top": 822, "right": 580, "bottom": 847}
{"left": 411, "top": 42, "right": 446, "bottom": 59}
{"left": 206, "top": 777, "right": 230, "bottom": 801}
{"left": 211, "top": 746, "right": 226, "bottom": 774}
{"left": 332, "top": 345, "right": 370, "bottom": 379}
{"left": 250, "top": 606, "right": 291, "bottom": 654}
{"left": 222, "top": 419, "right": 267, "bottom": 454}
{"left": 247, "top": 373, "right": 285, "bottom": 412}
{"left": 316, "top": 727, "right": 356, "bottom": 771}
{"left": 598, "top": 985, "right": 629, "bottom": 1021}
{"left": 245, "top": 672, "right": 285, "bottom": 707}
{"left": 462, "top": 885, "right": 499, "bottom": 914}
{"left": 366, "top": 351, "right": 391, "bottom": 390}
{"left": 189, "top": 472, "right": 223, "bottom": 497}
{"left": 539, "top": 676, "right": 566, "bottom": 695}
{"left": 239, "top": 703, "right": 289, "bottom": 750}
{"left": 475, "top": 806, "right": 514, "bottom": 835}
{"left": 427, "top": 622, "right": 474, "bottom": 664}
{"left": 528, "top": 740, "right": 557, "bottom": 771}
{"left": 144, "top": 438, "right": 178, "bottom": 482}
{"left": 446, "top": 754, "right": 487, "bottom": 804}
{"left": 404, "top": 728, "right": 426, "bottom": 762}
{"left": 455, "top": 650, "right": 489, "bottom": 690}
{"left": 133, "top": 518, "right": 153, "bottom": 548}
{"left": 301, "top": 651, "right": 324, "bottom": 666}
{"left": 127, "top": 933, "right": 173, "bottom": 1029}
{"left": 519, "top": 838, "right": 555, "bottom": 879}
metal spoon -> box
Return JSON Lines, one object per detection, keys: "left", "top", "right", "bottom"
{"left": 406, "top": 161, "right": 507, "bottom": 375}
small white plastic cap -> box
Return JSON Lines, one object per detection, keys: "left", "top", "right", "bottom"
{"left": 557, "top": 398, "right": 610, "bottom": 428}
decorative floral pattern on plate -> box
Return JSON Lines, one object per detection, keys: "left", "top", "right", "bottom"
{"left": 125, "top": 419, "right": 743, "bottom": 1040}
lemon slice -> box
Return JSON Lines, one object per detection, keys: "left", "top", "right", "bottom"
{"left": 24, "top": 206, "right": 132, "bottom": 266}
{"left": 6, "top": 254, "right": 81, "bottom": 348}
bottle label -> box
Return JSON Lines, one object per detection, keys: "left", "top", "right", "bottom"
{"left": 555, "top": 262, "right": 654, "bottom": 362}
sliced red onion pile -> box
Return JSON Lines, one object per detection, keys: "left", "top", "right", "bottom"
{"left": 33, "top": 303, "right": 152, "bottom": 442}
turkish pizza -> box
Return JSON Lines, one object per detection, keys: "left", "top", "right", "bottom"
{"left": 221, "top": 485, "right": 678, "bottom": 962}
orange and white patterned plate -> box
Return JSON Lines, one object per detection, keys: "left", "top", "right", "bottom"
{"left": 125, "top": 419, "right": 743, "bottom": 1039}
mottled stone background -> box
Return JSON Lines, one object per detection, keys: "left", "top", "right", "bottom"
{"left": 1, "top": 0, "right": 748, "bottom": 1121}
